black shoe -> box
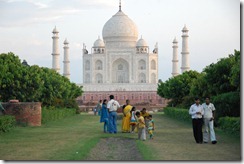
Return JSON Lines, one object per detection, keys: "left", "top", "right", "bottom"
{"left": 203, "top": 142, "right": 208, "bottom": 144}
{"left": 212, "top": 141, "right": 217, "bottom": 144}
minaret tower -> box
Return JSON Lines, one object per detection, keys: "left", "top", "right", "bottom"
{"left": 172, "top": 37, "right": 179, "bottom": 77}
{"left": 51, "top": 26, "right": 60, "bottom": 73}
{"left": 181, "top": 25, "right": 190, "bottom": 73}
{"left": 63, "top": 38, "right": 70, "bottom": 79}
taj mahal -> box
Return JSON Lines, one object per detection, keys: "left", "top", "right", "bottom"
{"left": 51, "top": 1, "right": 190, "bottom": 107}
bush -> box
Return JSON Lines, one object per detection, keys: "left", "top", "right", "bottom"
{"left": 163, "top": 107, "right": 191, "bottom": 123}
{"left": 42, "top": 107, "right": 76, "bottom": 124}
{"left": 218, "top": 117, "right": 240, "bottom": 135}
{"left": 0, "top": 115, "right": 16, "bottom": 133}
{"left": 212, "top": 92, "right": 240, "bottom": 120}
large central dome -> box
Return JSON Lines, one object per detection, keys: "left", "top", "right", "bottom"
{"left": 102, "top": 11, "right": 138, "bottom": 42}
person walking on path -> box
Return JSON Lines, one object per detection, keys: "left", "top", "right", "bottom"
{"left": 202, "top": 97, "right": 217, "bottom": 144}
{"left": 136, "top": 111, "right": 146, "bottom": 141}
{"left": 107, "top": 95, "right": 120, "bottom": 134}
{"left": 122, "top": 99, "right": 133, "bottom": 133}
{"left": 189, "top": 97, "right": 204, "bottom": 144}
{"left": 100, "top": 99, "right": 109, "bottom": 133}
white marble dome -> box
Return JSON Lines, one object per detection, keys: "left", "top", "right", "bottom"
{"left": 93, "top": 37, "right": 105, "bottom": 47}
{"left": 136, "top": 37, "right": 148, "bottom": 47}
{"left": 102, "top": 11, "right": 138, "bottom": 42}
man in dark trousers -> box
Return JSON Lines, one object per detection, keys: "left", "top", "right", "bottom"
{"left": 189, "top": 97, "right": 204, "bottom": 144}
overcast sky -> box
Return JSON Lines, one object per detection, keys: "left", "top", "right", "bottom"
{"left": 0, "top": 0, "right": 240, "bottom": 84}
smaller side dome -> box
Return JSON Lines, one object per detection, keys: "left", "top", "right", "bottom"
{"left": 93, "top": 36, "right": 105, "bottom": 47}
{"left": 136, "top": 36, "right": 148, "bottom": 47}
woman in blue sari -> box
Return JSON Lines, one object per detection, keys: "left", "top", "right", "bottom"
{"left": 100, "top": 99, "right": 109, "bottom": 133}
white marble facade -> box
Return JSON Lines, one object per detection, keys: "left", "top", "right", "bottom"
{"left": 82, "top": 9, "right": 158, "bottom": 91}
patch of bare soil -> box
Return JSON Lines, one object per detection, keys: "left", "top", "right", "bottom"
{"left": 85, "top": 137, "right": 143, "bottom": 160}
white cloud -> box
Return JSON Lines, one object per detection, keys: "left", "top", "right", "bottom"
{"left": 0, "top": 0, "right": 117, "bottom": 27}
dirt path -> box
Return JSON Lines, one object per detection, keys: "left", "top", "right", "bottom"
{"left": 85, "top": 137, "right": 143, "bottom": 160}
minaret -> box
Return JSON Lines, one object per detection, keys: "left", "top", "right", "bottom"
{"left": 51, "top": 26, "right": 60, "bottom": 73}
{"left": 63, "top": 38, "right": 70, "bottom": 79}
{"left": 172, "top": 37, "right": 179, "bottom": 77}
{"left": 181, "top": 25, "right": 190, "bottom": 73}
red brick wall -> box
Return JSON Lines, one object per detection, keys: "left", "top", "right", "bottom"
{"left": 76, "top": 91, "right": 168, "bottom": 112}
{"left": 2, "top": 102, "right": 42, "bottom": 126}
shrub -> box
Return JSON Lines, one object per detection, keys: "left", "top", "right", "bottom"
{"left": 212, "top": 92, "right": 240, "bottom": 120}
{"left": 42, "top": 107, "right": 76, "bottom": 124}
{"left": 0, "top": 115, "right": 16, "bottom": 133}
{"left": 218, "top": 117, "right": 240, "bottom": 135}
{"left": 163, "top": 107, "right": 191, "bottom": 123}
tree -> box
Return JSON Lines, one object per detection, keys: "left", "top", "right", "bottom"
{"left": 157, "top": 70, "right": 200, "bottom": 107}
{"left": 0, "top": 52, "right": 83, "bottom": 108}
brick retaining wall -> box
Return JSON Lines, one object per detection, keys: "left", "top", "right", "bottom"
{"left": 2, "top": 102, "right": 42, "bottom": 126}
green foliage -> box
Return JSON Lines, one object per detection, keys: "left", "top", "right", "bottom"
{"left": 0, "top": 115, "right": 16, "bottom": 133}
{"left": 0, "top": 52, "right": 83, "bottom": 108}
{"left": 230, "top": 50, "right": 240, "bottom": 91}
{"left": 218, "top": 117, "right": 240, "bottom": 135}
{"left": 202, "top": 50, "right": 239, "bottom": 96}
{"left": 212, "top": 92, "right": 240, "bottom": 119}
{"left": 41, "top": 107, "right": 76, "bottom": 124}
{"left": 163, "top": 107, "right": 191, "bottom": 123}
{"left": 158, "top": 50, "right": 240, "bottom": 118}
{"left": 157, "top": 70, "right": 200, "bottom": 107}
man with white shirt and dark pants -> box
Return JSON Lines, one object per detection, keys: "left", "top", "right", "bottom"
{"left": 202, "top": 97, "right": 217, "bottom": 144}
{"left": 107, "top": 95, "right": 120, "bottom": 134}
{"left": 189, "top": 97, "right": 204, "bottom": 144}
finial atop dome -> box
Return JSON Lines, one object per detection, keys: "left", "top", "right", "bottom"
{"left": 119, "top": 0, "right": 121, "bottom": 11}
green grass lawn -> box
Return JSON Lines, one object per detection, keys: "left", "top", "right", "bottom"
{"left": 0, "top": 112, "right": 241, "bottom": 160}
{"left": 0, "top": 113, "right": 111, "bottom": 160}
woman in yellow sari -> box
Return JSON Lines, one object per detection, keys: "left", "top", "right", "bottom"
{"left": 122, "top": 100, "right": 133, "bottom": 133}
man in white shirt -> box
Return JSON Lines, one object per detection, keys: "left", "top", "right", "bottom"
{"left": 107, "top": 95, "right": 120, "bottom": 134}
{"left": 189, "top": 97, "right": 204, "bottom": 144}
{"left": 202, "top": 97, "right": 217, "bottom": 144}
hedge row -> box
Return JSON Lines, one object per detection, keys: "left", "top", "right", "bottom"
{"left": 163, "top": 107, "right": 240, "bottom": 135}
{"left": 163, "top": 107, "right": 191, "bottom": 123}
{"left": 218, "top": 116, "right": 240, "bottom": 135}
{"left": 42, "top": 107, "right": 76, "bottom": 124}
{"left": 0, "top": 115, "right": 16, "bottom": 133}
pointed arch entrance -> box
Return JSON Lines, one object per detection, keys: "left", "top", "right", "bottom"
{"left": 112, "top": 58, "right": 129, "bottom": 83}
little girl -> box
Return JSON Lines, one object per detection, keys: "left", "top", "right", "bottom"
{"left": 130, "top": 107, "right": 136, "bottom": 133}
{"left": 148, "top": 115, "right": 155, "bottom": 139}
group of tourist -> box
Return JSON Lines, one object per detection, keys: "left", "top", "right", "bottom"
{"left": 189, "top": 97, "right": 217, "bottom": 144}
{"left": 96, "top": 94, "right": 216, "bottom": 144}
{"left": 98, "top": 95, "right": 155, "bottom": 141}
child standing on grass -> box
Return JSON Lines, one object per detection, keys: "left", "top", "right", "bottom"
{"left": 136, "top": 111, "right": 146, "bottom": 141}
{"left": 148, "top": 115, "right": 155, "bottom": 139}
{"left": 130, "top": 107, "right": 137, "bottom": 133}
